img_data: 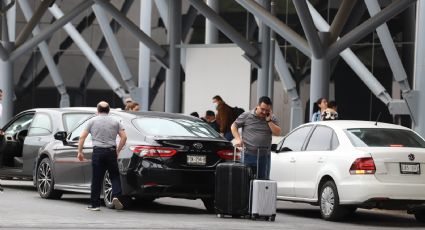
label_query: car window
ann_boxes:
[345,128,425,147]
[62,113,93,131]
[133,117,220,138]
[28,113,52,136]
[331,132,340,150]
[305,126,333,151]
[280,126,312,151]
[68,119,92,142]
[4,114,35,136]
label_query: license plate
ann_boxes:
[400,163,421,174]
[187,155,206,165]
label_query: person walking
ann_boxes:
[212,95,235,141]
[231,96,281,179]
[77,101,127,211]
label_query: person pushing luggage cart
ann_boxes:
[230,96,281,179]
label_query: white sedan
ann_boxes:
[270,120,425,222]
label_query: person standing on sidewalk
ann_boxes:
[213,95,236,141]
[231,96,281,179]
[77,101,127,211]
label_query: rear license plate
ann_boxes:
[400,163,421,174]
[187,155,206,165]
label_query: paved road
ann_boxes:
[0,180,423,230]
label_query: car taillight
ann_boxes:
[349,157,376,175]
[129,146,177,157]
[217,149,240,160]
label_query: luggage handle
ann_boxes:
[233,146,243,162]
[255,146,270,180]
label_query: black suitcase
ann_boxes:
[215,148,252,218]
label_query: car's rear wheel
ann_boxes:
[103,171,114,209]
[202,198,215,213]
[103,171,131,209]
[36,158,62,199]
[414,210,425,223]
[319,180,351,221]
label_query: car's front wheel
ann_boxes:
[414,210,425,223]
[319,180,352,221]
[36,158,62,199]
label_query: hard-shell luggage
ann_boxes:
[215,147,251,218]
[249,147,277,221]
[250,179,277,221]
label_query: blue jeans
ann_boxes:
[91,147,122,207]
[243,153,271,180]
[224,131,234,141]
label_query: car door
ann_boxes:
[295,125,334,198]
[0,113,35,175]
[22,113,53,177]
[271,125,313,198]
[53,121,92,187]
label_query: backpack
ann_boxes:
[232,106,245,120]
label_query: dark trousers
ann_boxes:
[243,153,271,180]
[90,147,122,207]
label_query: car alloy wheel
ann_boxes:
[319,180,347,221]
[103,171,114,209]
[37,158,62,199]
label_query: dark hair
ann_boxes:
[97,103,110,114]
[328,100,337,109]
[205,110,215,117]
[212,95,223,102]
[190,112,199,118]
[258,96,272,106]
[312,97,326,113]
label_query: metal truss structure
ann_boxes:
[0,0,424,136]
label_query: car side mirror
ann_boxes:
[271,144,277,152]
[54,131,67,141]
[280,146,292,152]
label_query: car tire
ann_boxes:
[202,198,215,213]
[103,171,115,209]
[103,171,131,209]
[319,180,350,221]
[414,210,425,223]
[36,158,62,199]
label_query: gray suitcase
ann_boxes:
[249,147,277,221]
[250,179,277,221]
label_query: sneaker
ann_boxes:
[86,206,100,211]
[112,197,124,210]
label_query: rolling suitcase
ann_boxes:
[249,147,277,221]
[215,147,252,218]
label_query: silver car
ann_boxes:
[0,108,95,180]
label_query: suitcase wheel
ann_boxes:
[217,214,223,218]
[270,215,276,222]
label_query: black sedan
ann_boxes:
[0,108,95,180]
[34,111,234,211]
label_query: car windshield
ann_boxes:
[133,117,221,138]
[345,128,425,148]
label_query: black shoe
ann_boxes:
[86,206,100,211]
[112,197,124,210]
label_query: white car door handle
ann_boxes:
[318,157,324,163]
[290,157,296,163]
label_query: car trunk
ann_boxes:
[155,138,232,169]
[358,147,425,184]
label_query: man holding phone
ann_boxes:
[231,96,281,179]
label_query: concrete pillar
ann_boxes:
[309,32,330,119]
